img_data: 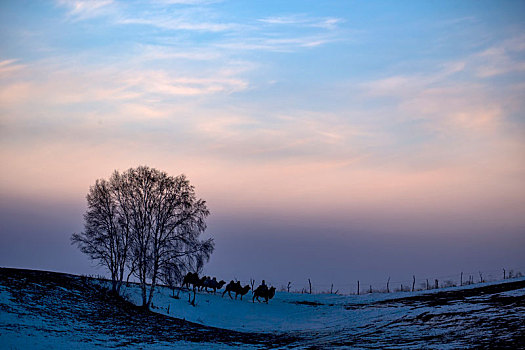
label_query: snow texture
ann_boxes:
[1,268,524,349]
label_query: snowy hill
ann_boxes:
[1,267,524,349]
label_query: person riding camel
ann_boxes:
[260,280,268,293]
[253,280,275,303]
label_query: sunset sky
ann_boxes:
[1,0,524,292]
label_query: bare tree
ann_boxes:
[122,166,213,309]
[72,166,213,309]
[72,177,131,295]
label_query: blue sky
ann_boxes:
[1,0,524,290]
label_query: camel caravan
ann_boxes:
[182,272,276,303]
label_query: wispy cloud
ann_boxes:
[362,34,525,135]
[217,35,336,52]
[363,60,467,96]
[474,35,525,77]
[189,110,373,162]
[0,62,249,111]
[135,45,221,63]
[120,70,248,97]
[56,0,115,20]
[364,75,505,135]
[118,16,236,32]
[56,0,235,32]
[55,0,344,52]
[0,59,26,75]
[258,15,343,30]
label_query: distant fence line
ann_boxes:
[87,266,525,296]
[227,266,525,295]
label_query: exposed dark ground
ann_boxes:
[1,267,524,349]
[335,279,525,349]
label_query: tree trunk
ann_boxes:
[147,281,157,309]
[117,261,126,295]
[140,262,148,308]
[147,259,159,309]
[111,277,117,294]
[141,282,148,308]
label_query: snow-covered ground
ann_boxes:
[122,282,354,333]
[1,268,524,349]
[119,277,525,348]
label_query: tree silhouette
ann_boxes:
[72,166,213,309]
[71,176,130,295]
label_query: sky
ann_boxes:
[1,0,524,293]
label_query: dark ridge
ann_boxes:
[290,301,324,307]
[0,267,300,348]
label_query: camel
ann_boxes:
[236,284,251,300]
[197,276,209,291]
[222,280,241,299]
[201,277,226,293]
[253,285,276,303]
[207,278,226,293]
[183,273,226,293]
[201,276,211,291]
[222,280,251,299]
[182,272,202,306]
[182,272,199,289]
